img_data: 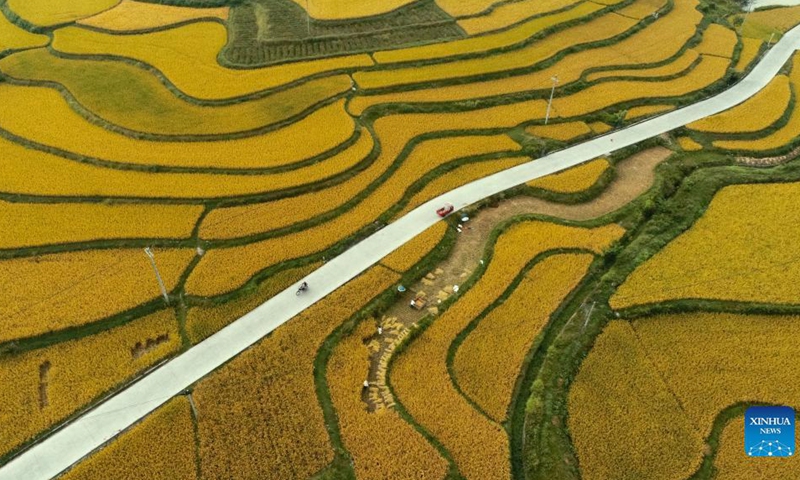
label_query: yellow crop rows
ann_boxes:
[694,23,737,58]
[586,49,699,82]
[392,220,623,479]
[741,5,800,36]
[0,201,201,249]
[0,132,370,199]
[290,0,415,19]
[553,55,731,117]
[351,0,701,114]
[0,14,49,52]
[78,0,228,31]
[454,253,594,421]
[358,4,636,88]
[527,121,592,141]
[735,37,763,72]
[373,1,604,64]
[568,321,704,480]
[0,49,354,136]
[633,312,800,435]
[327,321,450,479]
[715,55,800,152]
[690,74,790,133]
[611,182,800,308]
[60,397,196,480]
[0,84,355,169]
[0,310,180,457]
[7,0,119,27]
[458,0,582,35]
[0,248,193,341]
[527,158,610,193]
[396,157,529,219]
[185,264,321,344]
[193,267,398,480]
[714,417,800,479]
[625,104,676,119]
[435,0,502,17]
[199,133,515,240]
[381,222,449,272]
[52,23,374,99]
[677,136,703,150]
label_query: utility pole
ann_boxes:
[581,302,596,332]
[144,247,170,305]
[738,0,753,35]
[545,75,558,125]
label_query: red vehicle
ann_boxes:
[436,203,454,217]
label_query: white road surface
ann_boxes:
[4,23,800,480]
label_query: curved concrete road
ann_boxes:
[4,24,800,480]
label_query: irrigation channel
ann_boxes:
[4,22,800,480]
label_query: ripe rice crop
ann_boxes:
[0,14,49,52]
[7,0,119,27]
[611,181,800,307]
[0,133,369,199]
[185,263,321,344]
[327,320,450,479]
[714,55,800,151]
[586,49,699,82]
[289,0,415,19]
[741,5,800,34]
[714,416,800,479]
[0,309,180,458]
[588,121,613,133]
[188,149,521,297]
[193,267,398,480]
[632,312,800,436]
[381,222,449,273]
[0,201,201,249]
[78,0,228,31]
[360,4,634,88]
[0,248,194,342]
[52,22,374,99]
[0,49,354,136]
[568,321,704,480]
[353,0,701,112]
[392,220,623,479]
[694,24,738,58]
[677,136,703,150]
[616,0,668,19]
[454,253,594,421]
[625,104,676,120]
[60,397,196,480]
[0,84,355,169]
[734,37,763,72]
[436,0,506,17]
[458,0,583,35]
[689,74,790,133]
[527,158,610,193]
[553,56,730,117]
[373,2,603,64]
[199,132,515,239]
[527,121,592,141]
[395,157,529,219]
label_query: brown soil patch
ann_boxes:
[364,147,673,409]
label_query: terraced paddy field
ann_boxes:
[2,0,800,478]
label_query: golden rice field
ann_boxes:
[3,0,795,477]
[60,397,197,480]
[527,158,610,193]
[612,181,800,308]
